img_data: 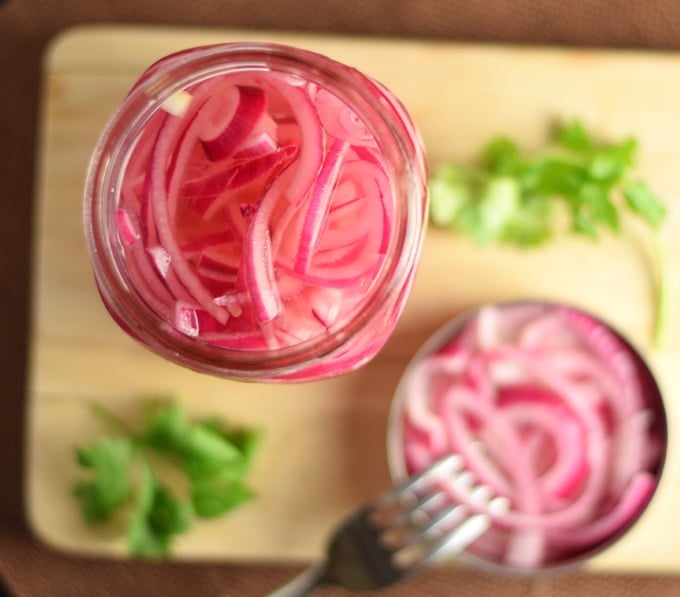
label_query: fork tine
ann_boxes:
[380,455,463,506]
[372,455,464,530]
[390,488,447,523]
[391,484,510,549]
[391,510,491,570]
[387,483,499,550]
[381,501,465,552]
[410,494,511,566]
[388,467,512,570]
[411,502,466,540]
[370,485,443,530]
[424,512,492,563]
[467,484,493,507]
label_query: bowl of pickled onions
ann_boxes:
[387,301,667,571]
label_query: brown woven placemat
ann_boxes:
[1,1,679,595]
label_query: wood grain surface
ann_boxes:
[26,25,680,572]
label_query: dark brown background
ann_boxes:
[1,1,679,595]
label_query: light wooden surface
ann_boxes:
[26,25,680,571]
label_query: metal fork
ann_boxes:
[267,455,510,596]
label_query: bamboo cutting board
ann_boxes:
[26,25,680,572]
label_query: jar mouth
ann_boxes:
[386,299,668,573]
[84,42,427,379]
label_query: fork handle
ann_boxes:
[266,563,328,597]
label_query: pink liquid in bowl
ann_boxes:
[85,43,427,381]
[388,302,667,571]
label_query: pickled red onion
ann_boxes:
[395,304,664,568]
[200,85,267,161]
[294,137,348,273]
[115,68,399,367]
[148,114,229,324]
[262,76,323,205]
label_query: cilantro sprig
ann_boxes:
[73,401,261,558]
[429,120,668,347]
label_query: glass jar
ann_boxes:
[84,42,428,382]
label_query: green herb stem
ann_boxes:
[90,402,139,438]
[651,233,669,350]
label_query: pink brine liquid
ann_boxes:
[93,46,427,380]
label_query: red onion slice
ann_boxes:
[116,208,141,247]
[262,75,323,205]
[200,85,267,161]
[294,137,348,272]
[313,85,375,146]
[181,145,297,200]
[149,114,229,323]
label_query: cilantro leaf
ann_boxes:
[184,419,261,516]
[144,402,241,464]
[191,473,255,518]
[196,418,262,469]
[461,177,521,245]
[428,119,669,347]
[481,137,520,175]
[587,138,636,182]
[623,181,667,228]
[501,195,552,247]
[572,210,599,239]
[577,182,620,234]
[429,165,473,227]
[73,437,134,522]
[224,426,262,466]
[73,401,261,558]
[128,465,190,558]
[556,120,593,152]
[527,157,587,198]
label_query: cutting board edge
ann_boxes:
[42,23,680,75]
